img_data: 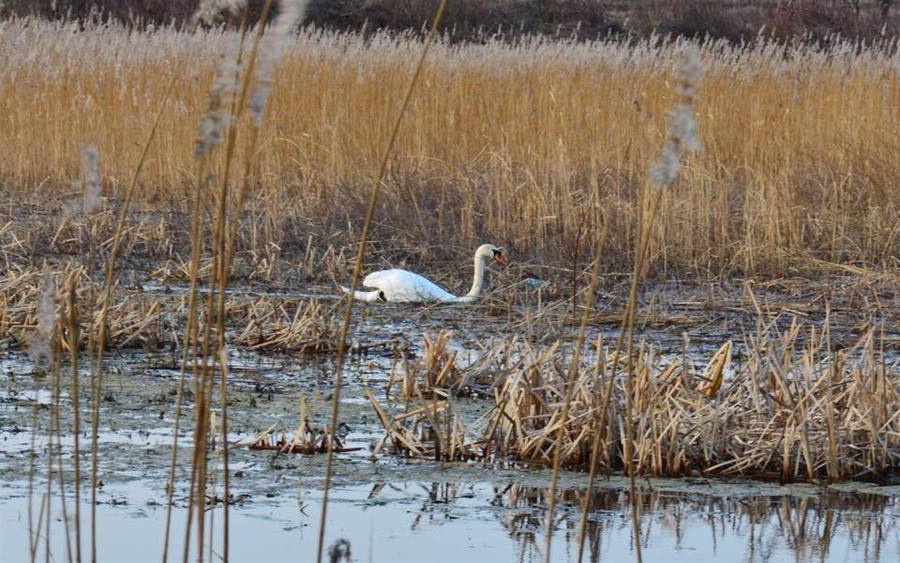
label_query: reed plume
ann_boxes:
[28,270,57,365]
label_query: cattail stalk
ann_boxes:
[574,46,703,563]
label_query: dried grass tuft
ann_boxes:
[367,320,900,482]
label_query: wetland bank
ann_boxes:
[2,277,898,561]
[1,1,900,562]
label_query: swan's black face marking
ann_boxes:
[492,247,508,265]
[378,290,387,302]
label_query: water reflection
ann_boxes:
[2,479,897,562]
[368,482,900,563]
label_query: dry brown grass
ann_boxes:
[369,319,900,482]
[0,264,342,354]
[234,297,341,353]
[0,18,897,280]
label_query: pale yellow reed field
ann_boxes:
[0,18,898,277]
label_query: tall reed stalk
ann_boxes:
[175,2,316,561]
[170,25,244,551]
[543,211,607,563]
[160,16,249,560]
[87,70,179,563]
[314,2,448,561]
[177,155,212,563]
[572,46,703,563]
[203,3,273,557]
[67,276,82,563]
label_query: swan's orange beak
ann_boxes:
[494,254,509,266]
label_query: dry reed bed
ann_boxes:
[1,18,898,277]
[0,264,342,354]
[2,260,892,361]
[370,324,899,482]
[0,200,354,286]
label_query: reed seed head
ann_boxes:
[248,0,311,125]
[674,47,703,98]
[193,0,248,25]
[650,47,703,188]
[196,109,231,156]
[649,140,680,188]
[29,270,57,364]
[195,42,240,156]
[80,145,102,213]
[668,103,700,153]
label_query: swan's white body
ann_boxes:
[341,244,506,303]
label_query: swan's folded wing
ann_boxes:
[362,269,400,289]
[363,269,455,302]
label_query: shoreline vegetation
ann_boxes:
[1,3,898,562]
[1,17,897,282]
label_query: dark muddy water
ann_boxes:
[1,294,899,562]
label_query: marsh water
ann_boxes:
[4,477,899,562]
[2,287,899,562]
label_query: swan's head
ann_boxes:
[476,243,508,266]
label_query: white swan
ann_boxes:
[341,244,508,303]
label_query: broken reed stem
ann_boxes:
[314,2,449,561]
[87,69,178,563]
[67,276,82,563]
[544,222,607,563]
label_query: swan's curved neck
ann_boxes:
[464,252,487,299]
